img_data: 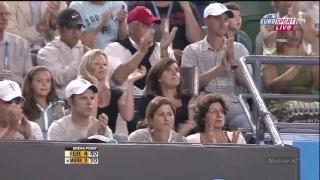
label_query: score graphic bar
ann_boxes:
[65,147,98,164]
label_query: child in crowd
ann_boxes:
[224,2,250,52]
[22,66,66,139]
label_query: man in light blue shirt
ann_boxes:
[69,1,128,49]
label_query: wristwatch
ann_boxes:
[231,63,238,70]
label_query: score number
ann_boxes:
[65,157,98,164]
[65,147,99,164]
[65,151,98,157]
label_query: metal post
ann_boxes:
[251,61,262,127]
[238,94,265,145]
[239,57,283,145]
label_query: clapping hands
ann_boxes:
[7,105,33,140]
[220,38,236,69]
[160,27,178,50]
[87,113,109,137]
[231,128,242,143]
[138,28,154,53]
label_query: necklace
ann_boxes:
[98,87,110,105]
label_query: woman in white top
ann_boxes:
[128,96,195,142]
[186,93,246,144]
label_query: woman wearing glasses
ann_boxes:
[186,93,246,144]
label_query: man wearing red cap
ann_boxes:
[128,1,203,62]
[105,6,177,93]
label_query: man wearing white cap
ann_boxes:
[47,78,113,141]
[181,3,252,131]
[0,80,43,140]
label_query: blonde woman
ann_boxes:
[79,49,146,133]
[262,24,319,123]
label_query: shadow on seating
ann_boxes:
[31,53,38,66]
[31,49,40,66]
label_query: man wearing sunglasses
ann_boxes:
[38,8,90,100]
[0,80,43,140]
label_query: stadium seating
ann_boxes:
[236,29,253,54]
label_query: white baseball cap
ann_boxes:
[66,79,98,98]
[204,3,234,18]
[0,80,24,102]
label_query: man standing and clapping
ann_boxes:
[182,3,252,131]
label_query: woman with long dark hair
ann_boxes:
[22,66,66,137]
[137,57,198,133]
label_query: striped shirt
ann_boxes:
[181,36,251,106]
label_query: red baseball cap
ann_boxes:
[127,6,161,24]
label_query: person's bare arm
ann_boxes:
[199,66,225,88]
[262,65,302,93]
[300,13,318,45]
[0,129,16,140]
[260,14,277,47]
[111,52,146,84]
[181,45,225,88]
[117,3,129,39]
[118,66,147,121]
[180,2,203,43]
[288,2,318,45]
[111,28,153,84]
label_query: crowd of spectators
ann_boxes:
[0,1,319,143]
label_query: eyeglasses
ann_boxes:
[0,12,11,17]
[208,109,225,115]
